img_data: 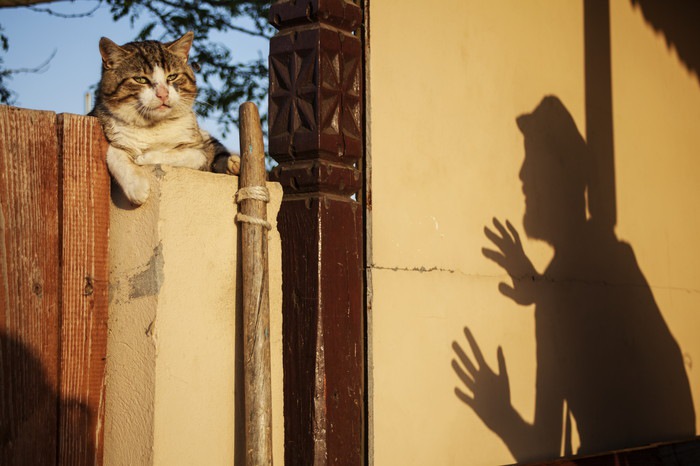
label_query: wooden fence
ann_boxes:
[0,106,109,466]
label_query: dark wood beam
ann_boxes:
[268,1,365,464]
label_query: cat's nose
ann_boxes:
[155,84,169,103]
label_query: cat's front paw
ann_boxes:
[227,154,241,175]
[135,151,166,166]
[122,174,150,205]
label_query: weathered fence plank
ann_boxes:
[57,113,109,466]
[0,106,61,465]
[268,1,366,463]
[0,107,109,466]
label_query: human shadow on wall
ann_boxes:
[0,331,95,465]
[451,96,695,463]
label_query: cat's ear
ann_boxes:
[166,31,194,60]
[99,37,128,70]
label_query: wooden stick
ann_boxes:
[238,102,273,466]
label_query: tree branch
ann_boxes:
[154,0,271,38]
[27,0,102,18]
[7,49,56,74]
[0,0,60,7]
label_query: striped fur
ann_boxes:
[91,32,239,205]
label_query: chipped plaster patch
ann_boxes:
[129,243,164,299]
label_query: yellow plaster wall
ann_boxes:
[610,1,700,386]
[367,1,700,464]
[104,167,284,465]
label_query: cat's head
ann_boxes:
[96,32,197,125]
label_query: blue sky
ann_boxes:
[0,1,269,149]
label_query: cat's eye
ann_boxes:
[133,76,150,84]
[167,74,178,82]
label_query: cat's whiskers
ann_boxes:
[191,100,219,119]
[194,99,214,109]
[136,102,150,117]
[177,93,197,105]
[135,103,156,124]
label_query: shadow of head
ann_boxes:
[515,96,588,244]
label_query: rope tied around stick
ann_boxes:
[235,185,271,230]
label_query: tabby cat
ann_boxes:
[91,31,240,205]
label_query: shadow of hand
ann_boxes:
[452,327,515,433]
[482,218,539,305]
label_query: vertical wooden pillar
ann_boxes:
[268,1,365,464]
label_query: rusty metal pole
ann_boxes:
[237,102,273,465]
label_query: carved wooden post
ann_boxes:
[268,1,364,464]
